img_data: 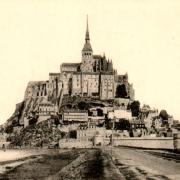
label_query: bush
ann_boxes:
[5,125,13,134]
[159,110,168,120]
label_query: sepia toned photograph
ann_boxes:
[0,0,180,179]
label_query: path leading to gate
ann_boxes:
[104,146,180,180]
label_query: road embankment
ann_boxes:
[46,148,124,180]
[0,148,124,180]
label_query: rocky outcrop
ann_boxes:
[5,101,25,128]
[5,80,57,128]
[10,119,66,147]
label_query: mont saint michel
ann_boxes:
[0,16,180,180]
[19,17,134,127]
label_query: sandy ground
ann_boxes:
[0,149,51,162]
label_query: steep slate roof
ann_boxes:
[93,55,102,59]
[49,73,60,76]
[61,63,81,67]
[82,42,93,51]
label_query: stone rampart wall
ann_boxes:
[59,139,92,148]
[113,137,174,150]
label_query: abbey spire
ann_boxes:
[82,15,93,52]
[81,16,94,72]
[85,15,90,43]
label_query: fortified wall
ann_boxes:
[112,133,180,151]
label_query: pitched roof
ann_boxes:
[93,55,102,59]
[82,42,93,51]
[49,73,60,76]
[61,63,81,67]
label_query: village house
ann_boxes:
[37,99,58,123]
[108,108,132,121]
[63,109,88,124]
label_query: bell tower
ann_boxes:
[81,16,94,72]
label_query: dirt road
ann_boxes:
[1,147,179,179]
[104,146,180,180]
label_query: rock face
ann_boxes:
[5,101,25,128]
[10,119,65,147]
[5,80,58,129]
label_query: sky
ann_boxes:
[0,0,180,124]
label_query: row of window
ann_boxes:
[37,91,47,96]
[131,124,145,128]
[83,52,92,56]
[39,108,54,112]
[64,116,86,118]
[103,89,113,92]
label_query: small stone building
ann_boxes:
[63,109,88,123]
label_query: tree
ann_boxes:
[0,126,4,133]
[69,130,77,138]
[97,108,103,116]
[130,101,140,117]
[77,101,89,110]
[28,111,38,125]
[29,118,38,125]
[5,125,13,134]
[159,110,168,120]
[115,118,130,130]
[115,84,128,98]
[54,118,60,126]
[105,116,113,129]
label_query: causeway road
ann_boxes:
[104,146,180,180]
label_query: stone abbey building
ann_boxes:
[23,18,134,125]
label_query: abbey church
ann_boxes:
[23,18,135,125]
